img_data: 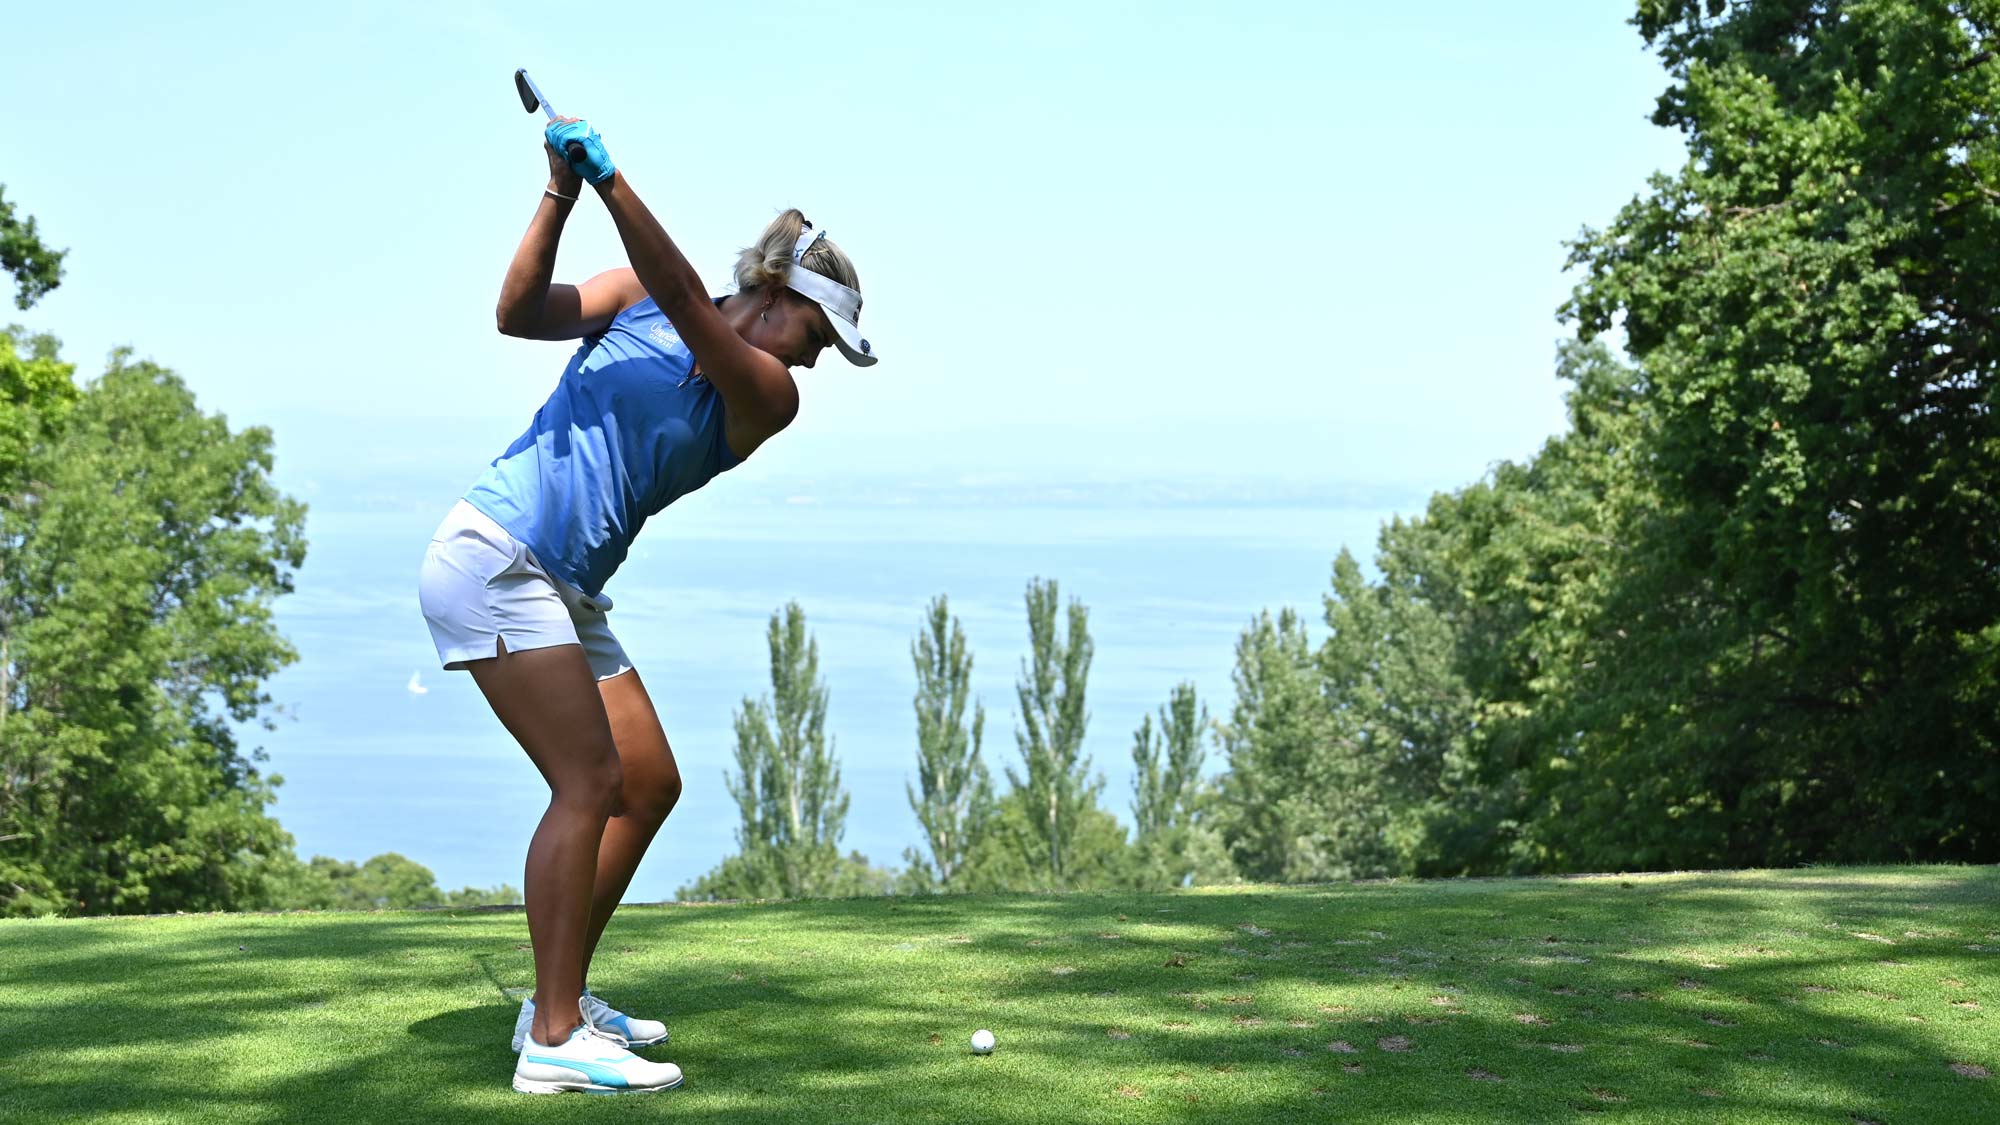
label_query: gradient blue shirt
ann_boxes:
[464,298,741,598]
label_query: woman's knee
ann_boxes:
[554,753,626,818]
[621,761,682,822]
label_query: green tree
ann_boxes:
[678,848,899,902]
[1005,578,1110,888]
[903,596,993,890]
[0,346,307,914]
[1395,340,1656,874]
[1551,0,2000,865]
[956,787,1130,893]
[1203,2,2000,877]
[444,882,527,908]
[1325,525,1516,876]
[1273,340,1656,878]
[0,186,65,310]
[1214,607,1394,882]
[0,329,78,491]
[680,602,855,900]
[0,332,82,794]
[259,851,520,910]
[2,199,81,908]
[1128,682,1233,890]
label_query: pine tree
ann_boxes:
[904,596,993,889]
[1005,578,1107,887]
[1129,682,1233,889]
[686,602,851,899]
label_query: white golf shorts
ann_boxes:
[418,500,634,681]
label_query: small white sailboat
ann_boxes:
[407,671,429,696]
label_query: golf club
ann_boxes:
[515,68,587,166]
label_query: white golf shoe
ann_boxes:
[512,1020,682,1095]
[512,989,670,1052]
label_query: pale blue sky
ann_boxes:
[8,3,1693,889]
[10,0,1682,504]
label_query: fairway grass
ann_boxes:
[0,867,1993,1123]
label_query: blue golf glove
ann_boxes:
[546,119,615,185]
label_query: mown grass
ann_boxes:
[0,866,1992,1123]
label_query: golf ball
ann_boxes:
[970,1029,996,1054]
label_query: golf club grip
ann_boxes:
[565,140,588,166]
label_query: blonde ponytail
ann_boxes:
[734,208,861,295]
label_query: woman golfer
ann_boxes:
[418,115,875,1095]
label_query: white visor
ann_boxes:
[786,227,877,367]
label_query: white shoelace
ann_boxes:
[576,1023,627,1050]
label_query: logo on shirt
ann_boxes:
[648,323,683,352]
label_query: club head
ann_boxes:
[514,69,539,113]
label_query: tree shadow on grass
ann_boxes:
[0,868,1992,1123]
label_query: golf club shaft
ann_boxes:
[518,70,589,166]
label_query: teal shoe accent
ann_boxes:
[520,1054,632,1089]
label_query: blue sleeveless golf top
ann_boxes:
[463,297,742,598]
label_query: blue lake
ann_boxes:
[247,482,1412,900]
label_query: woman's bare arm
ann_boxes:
[590,171,800,439]
[496,149,645,339]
